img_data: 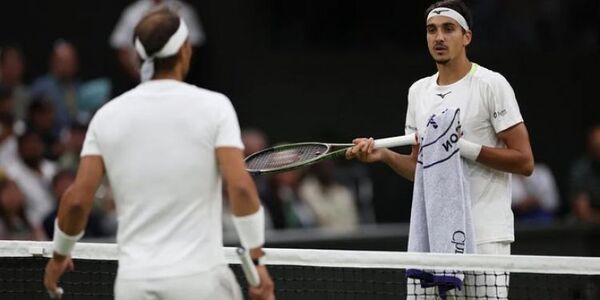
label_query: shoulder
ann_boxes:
[471,65,513,91]
[409,74,435,93]
[122,0,151,17]
[175,83,232,107]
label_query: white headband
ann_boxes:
[134,17,189,82]
[426,7,470,31]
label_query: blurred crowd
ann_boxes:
[1,0,600,242]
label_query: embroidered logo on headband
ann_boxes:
[427,7,470,31]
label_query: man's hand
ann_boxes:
[249,265,275,300]
[345,137,386,163]
[44,255,74,299]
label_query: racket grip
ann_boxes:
[373,133,417,149]
[236,247,261,288]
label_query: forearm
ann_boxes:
[476,146,533,176]
[57,186,94,236]
[381,149,418,182]
[227,173,261,216]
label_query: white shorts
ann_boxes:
[114,265,243,300]
[407,241,511,300]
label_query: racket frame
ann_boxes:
[245,142,352,175]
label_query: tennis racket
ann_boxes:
[245,133,417,175]
[236,247,260,287]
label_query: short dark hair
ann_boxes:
[425,0,473,31]
[134,7,182,73]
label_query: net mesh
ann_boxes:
[245,144,329,171]
[1,242,600,300]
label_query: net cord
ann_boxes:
[2,241,600,275]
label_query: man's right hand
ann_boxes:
[345,137,386,163]
[249,265,275,300]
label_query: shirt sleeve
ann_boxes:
[486,74,524,133]
[80,113,102,157]
[215,97,244,150]
[405,86,418,135]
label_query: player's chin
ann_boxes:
[433,57,451,65]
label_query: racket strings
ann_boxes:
[246,144,328,171]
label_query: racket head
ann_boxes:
[245,142,335,175]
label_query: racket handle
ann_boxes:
[373,133,417,149]
[236,247,261,288]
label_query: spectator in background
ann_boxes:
[242,128,268,158]
[5,130,57,228]
[0,85,15,115]
[26,98,60,160]
[264,170,316,229]
[569,124,600,223]
[110,0,205,83]
[241,128,270,196]
[299,160,359,229]
[0,177,46,240]
[512,163,559,223]
[42,170,106,238]
[58,121,87,171]
[30,41,81,135]
[0,46,30,120]
[0,112,18,168]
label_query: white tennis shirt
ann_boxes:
[405,64,523,245]
[81,80,244,279]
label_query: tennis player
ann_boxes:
[43,7,274,300]
[347,0,533,298]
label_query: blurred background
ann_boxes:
[0,0,599,255]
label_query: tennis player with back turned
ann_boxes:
[346,0,534,298]
[43,7,274,300]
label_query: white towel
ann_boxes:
[406,108,476,298]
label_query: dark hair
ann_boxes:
[425,0,473,32]
[27,97,53,116]
[134,7,182,73]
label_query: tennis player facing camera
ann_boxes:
[347,0,533,297]
[43,7,274,300]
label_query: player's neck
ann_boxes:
[152,71,183,81]
[436,57,471,86]
[152,65,185,82]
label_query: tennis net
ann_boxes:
[1,240,600,299]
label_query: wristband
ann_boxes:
[53,219,84,256]
[458,138,482,161]
[232,206,265,249]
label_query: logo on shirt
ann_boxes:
[432,9,450,15]
[451,230,466,254]
[493,109,507,119]
[436,91,452,99]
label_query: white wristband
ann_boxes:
[53,219,84,256]
[458,138,482,161]
[232,206,265,249]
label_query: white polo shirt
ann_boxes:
[81,79,244,279]
[405,64,523,245]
